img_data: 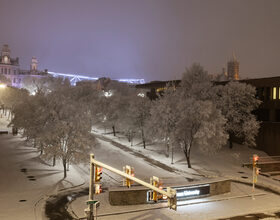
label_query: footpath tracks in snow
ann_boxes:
[94,133,204,182]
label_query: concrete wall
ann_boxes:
[109,177,231,206]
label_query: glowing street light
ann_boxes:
[0,84,7,89]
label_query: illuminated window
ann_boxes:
[279,87,280,99]
[3,56,8,63]
[273,87,277,100]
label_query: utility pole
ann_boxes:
[85,154,95,220]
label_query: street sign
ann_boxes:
[86,200,100,208]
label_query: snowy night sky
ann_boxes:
[0,0,280,81]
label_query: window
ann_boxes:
[273,87,277,100]
[4,68,7,74]
[8,69,10,74]
[3,56,8,63]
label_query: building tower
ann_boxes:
[227,53,239,80]
[1,44,11,64]
[30,57,38,72]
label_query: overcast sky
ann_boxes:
[0,0,279,82]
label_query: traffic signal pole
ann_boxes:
[252,154,259,200]
[88,154,95,220]
[89,153,176,209]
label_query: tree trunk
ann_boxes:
[53,155,56,166]
[229,133,233,149]
[63,158,67,178]
[67,160,70,171]
[128,131,131,142]
[171,145,174,164]
[141,128,146,149]
[165,141,170,158]
[183,144,192,168]
[186,155,191,168]
[8,110,11,120]
[112,125,116,136]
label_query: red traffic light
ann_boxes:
[253,154,259,162]
[95,166,103,182]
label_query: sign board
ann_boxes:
[147,184,210,202]
[86,200,100,208]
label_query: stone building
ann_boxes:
[0,44,20,76]
[227,54,239,80]
[0,44,47,87]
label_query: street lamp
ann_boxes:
[0,83,7,89]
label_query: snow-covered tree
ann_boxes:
[156,63,228,168]
[179,63,213,101]
[97,81,136,136]
[148,85,179,158]
[38,82,97,178]
[128,95,151,149]
[11,79,97,178]
[22,75,66,95]
[174,98,228,168]
[213,81,261,148]
[1,87,29,119]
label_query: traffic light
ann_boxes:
[167,187,177,211]
[95,183,102,194]
[253,154,259,168]
[150,176,159,202]
[157,181,164,200]
[256,167,261,175]
[95,166,102,182]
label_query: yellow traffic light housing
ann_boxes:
[95,183,102,194]
[123,165,134,188]
[167,187,177,211]
[95,166,103,182]
[253,154,259,168]
[256,167,261,175]
[150,176,159,202]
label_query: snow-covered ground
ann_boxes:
[0,115,86,220]
[68,126,280,220]
[1,116,280,220]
